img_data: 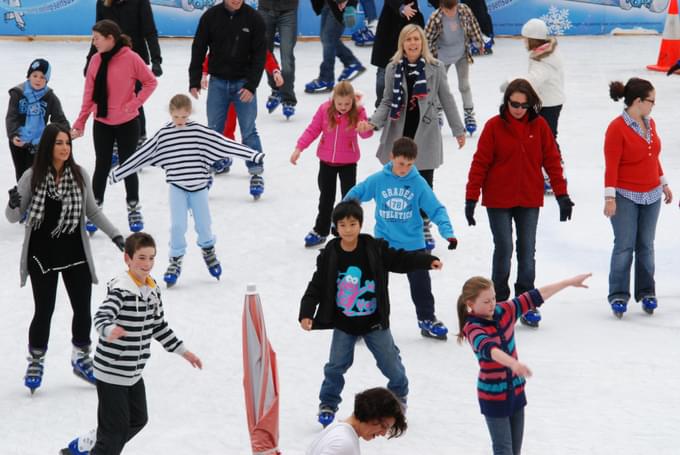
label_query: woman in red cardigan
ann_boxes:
[604,78,672,319]
[465,78,573,328]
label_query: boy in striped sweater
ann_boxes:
[456,273,590,454]
[61,232,202,455]
[110,94,264,286]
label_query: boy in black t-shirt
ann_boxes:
[299,200,442,427]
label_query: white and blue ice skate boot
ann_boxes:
[304,230,327,248]
[202,246,222,280]
[318,405,336,428]
[610,299,627,319]
[61,429,96,455]
[24,348,45,394]
[126,201,144,233]
[212,157,233,175]
[250,174,265,200]
[163,256,183,288]
[273,31,281,47]
[85,220,98,236]
[520,309,542,327]
[305,79,334,93]
[71,345,96,385]
[266,92,282,114]
[338,63,366,82]
[641,296,657,315]
[282,103,295,120]
[464,108,477,136]
[423,218,435,251]
[418,319,448,340]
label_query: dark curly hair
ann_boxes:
[353,387,407,438]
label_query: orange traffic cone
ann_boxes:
[648,0,680,72]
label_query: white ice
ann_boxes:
[0,35,679,454]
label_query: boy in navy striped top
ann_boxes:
[110,94,264,286]
[456,272,590,454]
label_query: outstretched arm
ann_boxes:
[490,348,532,378]
[538,273,592,301]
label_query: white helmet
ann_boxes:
[521,18,549,40]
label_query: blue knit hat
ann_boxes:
[27,58,51,82]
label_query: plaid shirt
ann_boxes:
[424,4,483,64]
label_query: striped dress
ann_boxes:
[463,289,544,417]
[93,272,186,386]
[111,121,264,192]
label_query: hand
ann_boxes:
[667,60,680,76]
[108,325,127,341]
[357,121,375,133]
[239,88,254,103]
[112,235,125,252]
[190,87,201,100]
[300,318,313,331]
[565,273,592,289]
[70,128,83,139]
[401,2,416,19]
[510,360,533,379]
[183,351,203,369]
[603,198,616,218]
[447,237,458,250]
[290,148,302,165]
[151,62,163,77]
[455,134,466,149]
[12,136,25,147]
[465,200,476,226]
[556,195,574,222]
[201,74,209,90]
[430,259,443,270]
[273,70,284,87]
[8,186,21,209]
[663,185,673,204]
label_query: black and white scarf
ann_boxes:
[93,42,123,118]
[27,166,83,237]
[390,57,428,120]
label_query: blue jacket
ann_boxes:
[345,163,454,251]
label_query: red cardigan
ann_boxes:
[466,112,567,208]
[604,116,664,192]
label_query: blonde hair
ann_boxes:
[169,94,192,112]
[390,24,436,65]
[327,81,359,130]
[456,276,494,343]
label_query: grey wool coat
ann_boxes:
[370,59,465,171]
[5,167,121,287]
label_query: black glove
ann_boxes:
[465,200,477,226]
[667,60,680,76]
[152,62,163,77]
[8,186,21,209]
[557,195,574,222]
[447,237,458,250]
[112,235,125,252]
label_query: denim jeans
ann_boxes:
[206,77,263,174]
[260,7,297,105]
[319,5,360,83]
[375,66,386,108]
[487,207,540,301]
[168,185,215,258]
[608,193,660,303]
[319,328,408,410]
[484,408,525,455]
[359,0,377,22]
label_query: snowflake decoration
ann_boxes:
[540,6,572,36]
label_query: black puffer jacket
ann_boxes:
[371,0,424,68]
[6,83,70,141]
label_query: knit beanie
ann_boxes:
[27,58,51,82]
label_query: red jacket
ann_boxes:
[466,112,567,208]
[604,116,664,192]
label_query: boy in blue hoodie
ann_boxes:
[345,137,457,340]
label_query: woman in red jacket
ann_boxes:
[604,78,672,319]
[465,78,572,328]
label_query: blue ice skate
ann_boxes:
[250,175,265,200]
[202,246,222,280]
[610,299,627,319]
[72,346,96,385]
[338,63,366,82]
[318,405,336,427]
[520,309,542,327]
[282,103,295,119]
[127,201,144,233]
[163,256,183,288]
[464,108,477,135]
[212,157,233,175]
[418,319,448,340]
[266,92,281,113]
[24,348,45,394]
[641,296,657,315]
[304,230,327,248]
[305,79,334,93]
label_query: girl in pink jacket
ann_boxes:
[290,81,373,248]
[72,19,157,233]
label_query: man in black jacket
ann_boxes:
[189,0,267,199]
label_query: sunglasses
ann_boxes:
[509,100,531,109]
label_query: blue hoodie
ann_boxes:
[345,162,454,251]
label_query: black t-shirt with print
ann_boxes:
[333,241,381,335]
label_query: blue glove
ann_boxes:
[343,6,357,29]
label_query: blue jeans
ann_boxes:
[319,328,408,410]
[359,0,377,22]
[487,207,540,301]
[206,77,263,174]
[484,408,525,455]
[608,194,660,302]
[319,5,360,83]
[260,7,297,105]
[168,185,215,257]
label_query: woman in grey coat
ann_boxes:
[362,24,466,249]
[6,123,124,394]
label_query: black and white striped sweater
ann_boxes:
[110,121,264,192]
[94,272,186,386]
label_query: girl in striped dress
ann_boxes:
[456,273,590,455]
[110,94,264,286]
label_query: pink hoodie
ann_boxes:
[74,46,157,131]
[296,100,373,165]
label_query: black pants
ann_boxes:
[92,379,148,455]
[539,105,562,139]
[93,118,140,205]
[406,252,435,321]
[9,141,35,182]
[418,169,435,222]
[135,80,146,138]
[314,162,357,236]
[27,260,92,350]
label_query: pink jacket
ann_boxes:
[296,100,373,165]
[74,46,157,131]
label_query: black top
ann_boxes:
[370,0,424,68]
[402,71,420,139]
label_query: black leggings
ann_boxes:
[314,162,357,236]
[27,260,92,350]
[9,141,35,182]
[92,118,140,205]
[92,379,148,455]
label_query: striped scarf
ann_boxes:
[27,166,83,237]
[389,57,428,120]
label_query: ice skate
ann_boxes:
[282,103,295,119]
[71,345,96,385]
[464,108,477,135]
[304,230,327,248]
[418,319,448,340]
[610,299,627,319]
[202,246,222,280]
[520,309,541,328]
[250,174,264,200]
[641,296,657,315]
[266,92,281,113]
[163,256,183,288]
[127,201,144,232]
[212,157,233,175]
[338,63,366,82]
[61,429,96,455]
[423,218,435,250]
[24,348,45,394]
[318,405,336,428]
[305,79,334,93]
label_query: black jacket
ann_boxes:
[298,234,437,330]
[311,0,358,24]
[189,3,267,93]
[370,0,424,68]
[6,83,70,141]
